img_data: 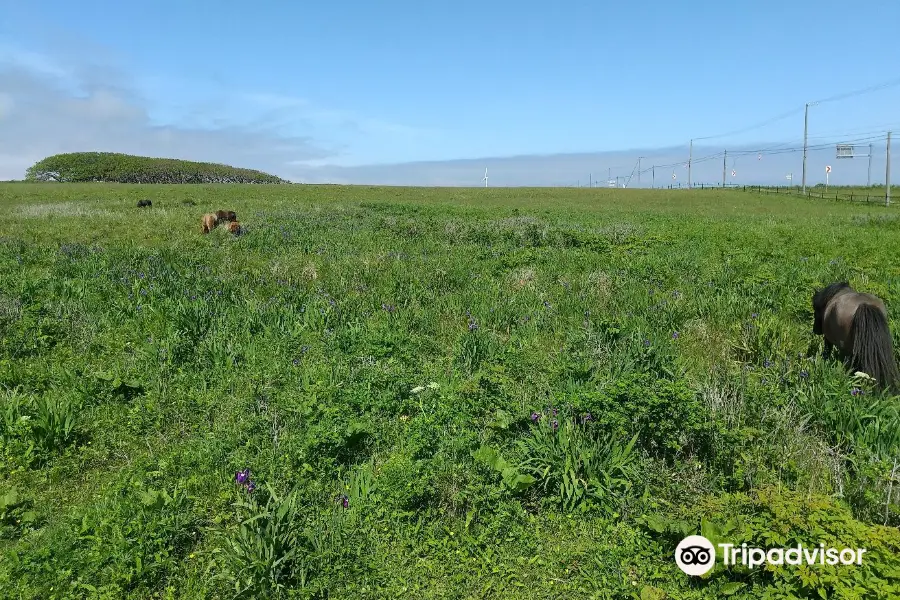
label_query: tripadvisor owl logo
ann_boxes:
[675,535,716,576]
[675,534,868,576]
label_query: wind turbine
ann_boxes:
[482,168,489,187]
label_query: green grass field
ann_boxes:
[2,183,900,599]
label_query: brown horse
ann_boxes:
[201,213,218,233]
[228,221,244,235]
[812,281,899,391]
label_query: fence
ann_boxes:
[736,185,895,205]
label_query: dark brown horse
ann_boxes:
[812,281,899,391]
[215,210,237,223]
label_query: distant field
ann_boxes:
[1,183,900,599]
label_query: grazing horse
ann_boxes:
[137,199,152,208]
[812,281,899,391]
[215,210,237,223]
[201,213,218,233]
[227,221,244,235]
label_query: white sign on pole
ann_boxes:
[786,174,792,180]
[825,165,832,173]
[731,170,736,177]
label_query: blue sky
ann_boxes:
[1,0,899,184]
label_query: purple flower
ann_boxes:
[672,331,679,339]
[643,339,651,347]
[851,387,864,396]
[235,469,250,485]
[763,359,772,368]
[800,370,809,379]
[468,318,478,331]
[550,419,559,431]
[246,481,256,493]
[581,413,593,424]
[530,411,541,422]
[336,494,349,508]
[751,312,758,319]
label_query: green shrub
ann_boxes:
[25,152,289,184]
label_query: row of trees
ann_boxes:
[24,152,290,184]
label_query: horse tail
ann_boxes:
[849,303,900,392]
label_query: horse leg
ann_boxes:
[823,338,834,359]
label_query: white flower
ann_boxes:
[411,386,425,394]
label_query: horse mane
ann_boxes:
[813,281,851,312]
[812,281,851,334]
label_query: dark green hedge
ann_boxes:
[25,152,290,184]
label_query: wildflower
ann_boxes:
[643,339,651,347]
[235,469,250,485]
[851,387,864,396]
[336,494,349,509]
[530,411,541,422]
[763,359,772,368]
[468,318,478,331]
[800,370,809,379]
[751,312,758,319]
[411,385,425,394]
[550,419,559,431]
[761,377,768,385]
[672,331,679,339]
[581,413,593,424]
[246,481,256,493]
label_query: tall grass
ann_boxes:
[0,183,899,598]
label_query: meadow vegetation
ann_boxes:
[0,182,899,599]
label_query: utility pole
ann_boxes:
[887,131,892,207]
[688,139,693,189]
[589,173,592,188]
[637,157,644,186]
[652,165,655,189]
[608,167,611,186]
[722,150,727,187]
[801,102,814,193]
[867,143,873,187]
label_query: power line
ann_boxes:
[636,133,889,178]
[811,76,900,106]
[682,75,900,145]
[691,106,806,142]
